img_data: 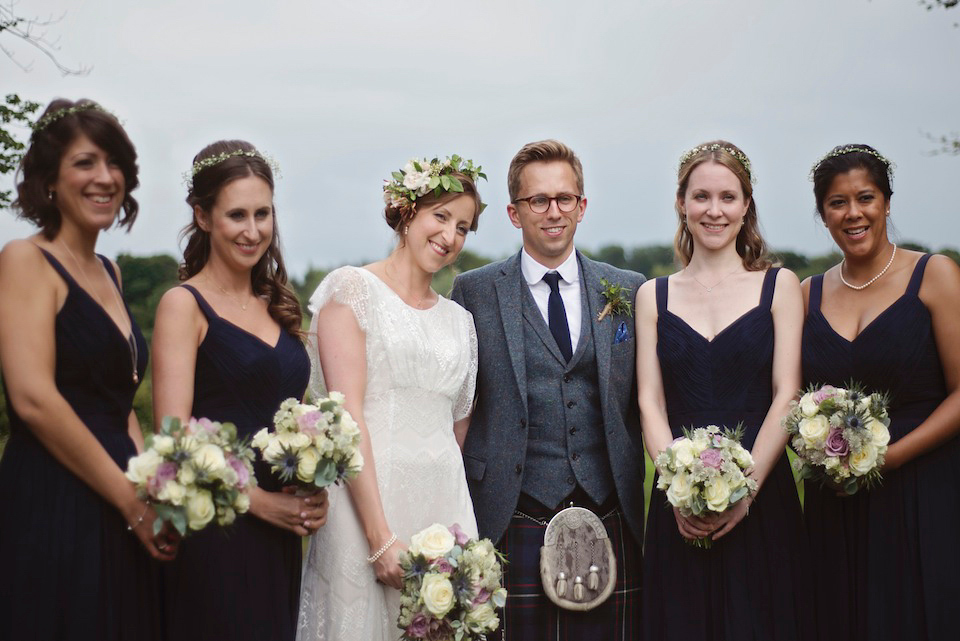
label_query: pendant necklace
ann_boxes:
[206,275,254,311]
[686,265,742,293]
[59,239,139,383]
[384,259,429,309]
[839,244,897,291]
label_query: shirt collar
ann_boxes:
[520,247,579,286]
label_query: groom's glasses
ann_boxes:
[513,193,583,214]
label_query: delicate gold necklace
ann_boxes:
[59,238,139,383]
[839,244,897,291]
[384,259,430,309]
[205,274,254,311]
[685,265,742,293]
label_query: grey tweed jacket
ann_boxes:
[450,250,646,545]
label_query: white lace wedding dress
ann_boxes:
[297,266,480,641]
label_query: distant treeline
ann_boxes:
[1,243,958,447]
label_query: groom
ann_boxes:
[451,140,645,641]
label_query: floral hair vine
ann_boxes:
[809,146,895,181]
[183,149,281,189]
[383,155,487,213]
[678,143,754,183]
[31,103,112,138]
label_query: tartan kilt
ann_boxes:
[494,502,642,641]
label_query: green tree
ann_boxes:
[0,93,40,207]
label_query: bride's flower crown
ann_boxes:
[809,146,894,181]
[678,143,754,182]
[31,102,113,138]
[184,149,281,188]
[383,155,486,212]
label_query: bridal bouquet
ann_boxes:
[784,383,890,495]
[398,523,507,641]
[125,416,256,536]
[654,425,757,548]
[251,394,363,490]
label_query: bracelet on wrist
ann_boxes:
[127,504,149,532]
[366,533,397,563]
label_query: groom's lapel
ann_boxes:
[580,252,613,418]
[494,252,528,414]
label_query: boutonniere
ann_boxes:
[597,279,633,322]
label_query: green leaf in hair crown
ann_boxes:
[383,155,487,213]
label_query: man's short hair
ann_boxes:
[507,139,584,202]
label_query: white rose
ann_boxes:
[178,463,196,485]
[410,523,455,560]
[125,450,163,485]
[799,415,830,447]
[185,489,216,531]
[733,445,754,469]
[850,443,879,476]
[234,491,251,513]
[671,439,696,468]
[193,443,227,474]
[251,428,271,450]
[263,437,285,462]
[466,603,498,630]
[158,480,187,506]
[868,419,890,448]
[692,433,710,454]
[665,471,694,508]
[152,435,175,456]
[799,393,819,418]
[704,476,731,513]
[346,449,364,473]
[297,448,321,483]
[420,573,455,617]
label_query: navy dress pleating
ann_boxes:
[0,248,159,641]
[802,254,959,641]
[162,284,309,641]
[643,268,815,641]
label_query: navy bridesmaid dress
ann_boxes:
[162,285,310,641]
[0,249,159,641]
[643,268,814,641]
[802,254,960,641]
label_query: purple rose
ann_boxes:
[824,428,850,457]
[474,588,491,605]
[296,410,323,435]
[228,456,250,487]
[147,461,178,496]
[699,448,723,469]
[449,522,470,546]
[813,385,838,404]
[406,613,430,639]
[433,559,454,574]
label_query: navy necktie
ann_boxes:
[542,272,573,362]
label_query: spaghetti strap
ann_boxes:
[655,276,669,314]
[34,247,74,284]
[760,267,780,310]
[99,256,120,288]
[809,274,824,312]
[179,284,219,321]
[905,254,932,297]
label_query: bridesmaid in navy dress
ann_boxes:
[152,140,328,641]
[0,99,177,641]
[802,145,960,641]
[637,141,813,640]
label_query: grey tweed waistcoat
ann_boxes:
[520,283,614,509]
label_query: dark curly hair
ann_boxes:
[812,144,893,220]
[383,171,483,238]
[13,98,139,239]
[180,140,302,337]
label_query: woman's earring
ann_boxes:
[404,225,409,236]
[47,190,55,200]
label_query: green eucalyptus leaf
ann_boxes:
[440,175,451,190]
[428,176,440,190]
[448,175,464,192]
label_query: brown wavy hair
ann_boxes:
[674,140,772,271]
[14,98,139,239]
[383,171,483,238]
[180,140,302,336]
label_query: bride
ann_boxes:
[297,156,485,640]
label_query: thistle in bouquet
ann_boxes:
[654,424,758,549]
[251,394,363,490]
[783,382,891,495]
[397,523,507,641]
[125,416,257,536]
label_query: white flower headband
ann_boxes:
[183,149,281,189]
[383,155,486,213]
[678,143,754,183]
[809,146,894,181]
[31,102,113,138]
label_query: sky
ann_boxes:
[2,0,959,276]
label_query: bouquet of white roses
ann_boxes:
[125,416,256,536]
[397,523,507,641]
[783,383,890,495]
[251,394,363,490]
[655,424,757,548]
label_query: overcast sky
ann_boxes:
[3,0,959,275]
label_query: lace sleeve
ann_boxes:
[306,267,371,401]
[453,310,478,421]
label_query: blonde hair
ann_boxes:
[507,139,584,202]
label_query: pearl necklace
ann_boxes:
[839,244,897,291]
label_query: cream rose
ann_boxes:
[799,393,819,418]
[157,480,187,506]
[665,471,694,507]
[251,428,271,450]
[850,443,879,476]
[233,491,251,513]
[193,443,226,474]
[420,573,455,617]
[799,415,830,447]
[185,489,215,530]
[151,435,175,456]
[178,463,196,485]
[466,603,498,629]
[297,447,321,483]
[410,523,456,560]
[704,476,732,512]
[868,419,891,448]
[125,450,163,485]
[671,439,696,467]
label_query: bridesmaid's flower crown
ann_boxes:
[678,143,754,183]
[31,102,113,138]
[810,146,895,181]
[383,155,487,213]
[185,149,281,188]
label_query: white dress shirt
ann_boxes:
[520,248,581,354]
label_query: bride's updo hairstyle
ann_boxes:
[180,139,302,336]
[384,172,483,240]
[15,98,139,239]
[811,144,894,220]
[674,140,771,271]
